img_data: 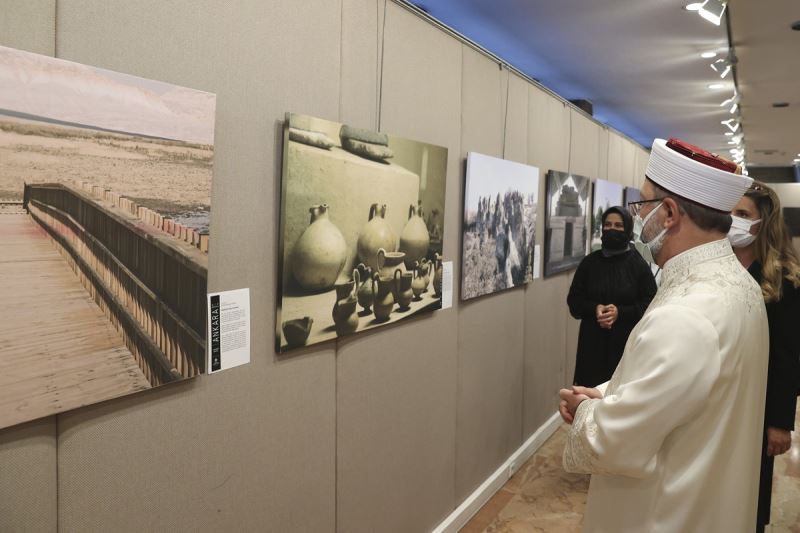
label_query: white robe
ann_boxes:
[564,239,769,532]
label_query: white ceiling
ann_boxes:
[408,0,799,168]
[730,0,800,166]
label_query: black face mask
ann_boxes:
[601,229,629,250]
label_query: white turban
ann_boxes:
[646,138,753,212]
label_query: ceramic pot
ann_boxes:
[399,203,430,269]
[433,253,444,298]
[419,259,431,293]
[357,203,397,272]
[283,317,313,348]
[376,247,406,279]
[355,263,375,312]
[372,273,395,321]
[291,204,347,291]
[411,262,427,300]
[394,269,414,311]
[333,296,359,336]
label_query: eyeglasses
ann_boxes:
[627,198,663,217]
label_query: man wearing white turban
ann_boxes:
[559,138,769,532]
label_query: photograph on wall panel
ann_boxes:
[0,45,215,429]
[543,170,591,277]
[590,179,624,252]
[277,112,448,352]
[624,186,641,207]
[461,152,539,300]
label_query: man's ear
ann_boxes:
[662,197,681,228]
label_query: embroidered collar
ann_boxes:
[660,239,733,289]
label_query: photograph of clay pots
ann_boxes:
[277,112,448,352]
[590,179,624,252]
[543,170,591,277]
[0,46,214,429]
[461,152,539,300]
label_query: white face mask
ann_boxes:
[727,215,761,248]
[633,202,667,264]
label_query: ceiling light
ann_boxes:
[725,132,734,136]
[708,83,726,89]
[721,118,740,132]
[685,3,704,11]
[721,93,740,114]
[701,51,718,59]
[699,0,727,26]
[711,57,732,78]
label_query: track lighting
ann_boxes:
[699,0,727,26]
[710,56,732,78]
[721,118,740,132]
[720,93,740,114]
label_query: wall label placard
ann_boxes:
[207,288,251,373]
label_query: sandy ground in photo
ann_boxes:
[0,115,212,226]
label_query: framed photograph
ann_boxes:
[543,170,591,277]
[0,45,215,429]
[590,179,624,252]
[783,207,800,237]
[277,113,448,352]
[461,152,539,300]
[624,186,641,206]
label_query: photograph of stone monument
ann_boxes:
[461,152,539,300]
[624,186,641,207]
[544,170,591,277]
[590,179,624,252]
[276,112,448,353]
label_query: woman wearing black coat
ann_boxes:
[730,183,800,533]
[567,206,657,387]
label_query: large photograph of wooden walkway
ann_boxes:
[0,46,216,429]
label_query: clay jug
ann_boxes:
[292,204,347,291]
[355,263,375,312]
[331,269,358,321]
[411,262,427,300]
[333,296,359,336]
[282,317,313,348]
[433,253,444,298]
[419,259,431,293]
[372,273,395,321]
[357,203,397,272]
[399,203,430,269]
[394,269,414,311]
[376,247,406,279]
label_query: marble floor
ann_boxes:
[462,403,800,532]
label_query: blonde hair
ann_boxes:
[746,182,800,302]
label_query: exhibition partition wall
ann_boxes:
[0,1,648,532]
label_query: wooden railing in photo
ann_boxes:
[23,182,208,387]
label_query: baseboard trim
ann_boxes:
[432,412,562,533]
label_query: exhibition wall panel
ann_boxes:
[0,1,651,531]
[0,3,58,532]
[337,4,460,532]
[456,49,525,502]
[523,86,572,435]
[54,1,339,531]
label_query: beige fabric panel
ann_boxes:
[606,133,625,186]
[503,72,529,162]
[523,86,571,432]
[54,1,339,531]
[336,4,460,532]
[620,139,638,189]
[634,145,650,189]
[0,0,54,55]
[597,127,610,181]
[0,3,58,532]
[568,109,601,179]
[0,419,57,533]
[341,0,380,130]
[455,47,525,501]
